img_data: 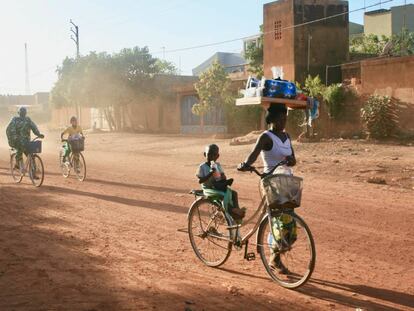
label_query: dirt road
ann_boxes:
[0,132,413,311]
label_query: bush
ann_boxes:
[361,95,399,139]
[322,84,357,120]
[286,109,306,137]
[323,84,345,119]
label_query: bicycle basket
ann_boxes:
[69,139,84,152]
[26,141,42,154]
[260,174,303,209]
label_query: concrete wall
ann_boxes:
[392,4,414,35]
[263,0,296,80]
[364,11,392,37]
[263,0,348,83]
[342,55,414,134]
[50,107,92,130]
[293,0,349,83]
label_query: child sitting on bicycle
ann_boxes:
[196,144,245,220]
[61,116,83,163]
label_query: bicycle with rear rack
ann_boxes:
[10,137,44,187]
[59,137,86,181]
[187,161,315,289]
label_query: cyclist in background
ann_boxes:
[61,116,83,164]
[6,107,44,169]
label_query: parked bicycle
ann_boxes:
[59,137,86,181]
[10,137,44,187]
[187,161,315,289]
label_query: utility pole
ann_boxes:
[161,46,166,60]
[70,19,80,58]
[24,43,30,95]
[70,19,80,122]
[307,35,312,74]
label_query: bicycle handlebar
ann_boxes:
[238,160,289,178]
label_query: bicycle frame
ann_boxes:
[10,149,34,175]
[191,161,296,249]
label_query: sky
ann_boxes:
[0,0,411,95]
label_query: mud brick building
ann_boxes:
[263,0,349,84]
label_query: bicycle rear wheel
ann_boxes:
[10,153,23,183]
[257,211,315,289]
[73,153,86,181]
[188,199,232,267]
[29,155,44,187]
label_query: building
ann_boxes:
[364,4,414,37]
[243,34,262,55]
[263,0,349,84]
[0,92,49,123]
[342,55,414,135]
[349,21,364,37]
[192,52,247,76]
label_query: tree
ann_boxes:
[391,28,414,56]
[350,30,414,56]
[50,46,176,131]
[350,34,389,55]
[193,61,235,131]
[244,25,264,77]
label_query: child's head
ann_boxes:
[70,116,78,128]
[204,144,219,162]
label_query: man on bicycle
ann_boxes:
[60,116,83,164]
[6,107,44,170]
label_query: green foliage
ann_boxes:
[286,109,306,136]
[391,28,414,56]
[297,75,324,98]
[322,84,346,119]
[244,25,263,78]
[350,34,389,55]
[361,95,399,139]
[193,61,235,116]
[350,30,414,56]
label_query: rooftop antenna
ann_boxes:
[24,42,30,95]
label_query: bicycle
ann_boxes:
[59,138,86,182]
[187,162,315,289]
[10,137,45,187]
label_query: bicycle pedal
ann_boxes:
[245,252,255,261]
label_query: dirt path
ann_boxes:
[0,133,413,311]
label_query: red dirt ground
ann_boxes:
[0,132,413,311]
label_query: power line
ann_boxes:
[152,0,395,55]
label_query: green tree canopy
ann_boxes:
[193,61,234,116]
[244,25,263,78]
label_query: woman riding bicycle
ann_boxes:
[238,103,296,273]
[61,116,83,164]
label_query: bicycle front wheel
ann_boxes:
[59,150,70,178]
[10,153,23,183]
[73,153,86,181]
[29,155,44,187]
[257,211,315,289]
[188,199,232,267]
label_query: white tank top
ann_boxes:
[261,130,292,173]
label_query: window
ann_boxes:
[274,20,282,40]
